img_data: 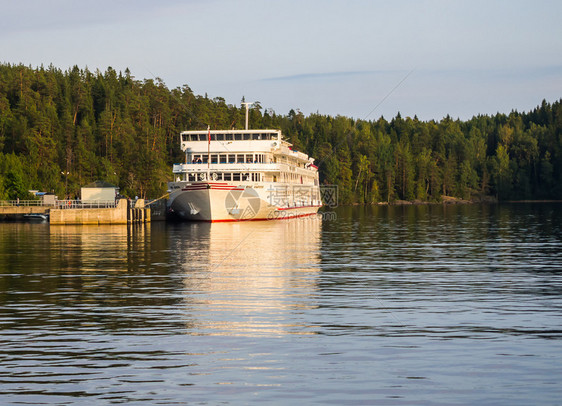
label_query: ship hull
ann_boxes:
[168,182,321,222]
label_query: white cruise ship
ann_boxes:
[167,128,322,222]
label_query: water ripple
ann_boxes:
[0,205,561,404]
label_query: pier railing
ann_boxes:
[0,200,120,209]
[0,200,45,207]
[54,200,117,209]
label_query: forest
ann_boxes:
[1,63,561,204]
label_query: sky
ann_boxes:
[1,0,562,121]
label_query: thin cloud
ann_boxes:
[263,70,400,82]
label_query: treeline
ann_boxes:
[0,63,561,203]
[281,104,562,203]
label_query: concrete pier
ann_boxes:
[0,205,49,215]
[1,198,163,225]
[50,199,150,225]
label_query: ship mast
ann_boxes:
[241,102,255,130]
[207,125,210,181]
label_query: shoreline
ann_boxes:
[345,197,562,206]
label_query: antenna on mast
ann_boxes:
[241,102,255,130]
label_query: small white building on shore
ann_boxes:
[81,181,119,203]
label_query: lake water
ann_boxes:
[1,203,562,405]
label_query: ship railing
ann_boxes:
[173,162,316,174]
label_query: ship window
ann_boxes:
[226,134,233,141]
[252,133,261,140]
[197,134,206,141]
[220,154,227,164]
[243,133,251,140]
[193,155,202,163]
[211,154,218,164]
[228,154,235,163]
[224,173,232,181]
[246,155,253,163]
[235,133,242,140]
[233,173,241,181]
[216,133,224,141]
[182,134,187,141]
[236,154,244,163]
[202,156,208,164]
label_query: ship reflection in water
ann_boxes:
[174,218,322,337]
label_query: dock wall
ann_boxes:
[129,199,151,223]
[0,205,49,221]
[0,206,49,215]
